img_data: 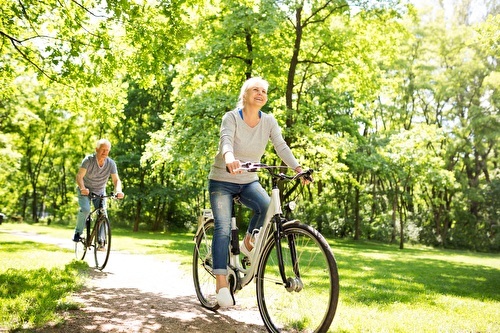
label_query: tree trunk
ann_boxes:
[353,184,361,240]
[133,199,142,232]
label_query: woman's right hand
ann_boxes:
[224,152,242,174]
[226,160,242,174]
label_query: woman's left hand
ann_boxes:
[295,167,312,185]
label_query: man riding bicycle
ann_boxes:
[72,139,124,243]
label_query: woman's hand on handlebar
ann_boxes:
[226,160,243,174]
[224,151,242,174]
[295,167,313,185]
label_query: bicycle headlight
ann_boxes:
[286,201,297,211]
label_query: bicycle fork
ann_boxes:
[85,217,91,247]
[272,216,304,292]
[268,178,304,294]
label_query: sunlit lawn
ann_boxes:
[0,228,88,331]
[1,222,499,332]
[331,241,500,332]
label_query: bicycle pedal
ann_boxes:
[241,256,251,267]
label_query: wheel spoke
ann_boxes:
[256,223,339,333]
[192,221,219,310]
[94,217,111,270]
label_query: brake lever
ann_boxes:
[295,169,314,182]
[226,162,258,173]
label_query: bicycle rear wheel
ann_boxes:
[94,216,111,270]
[192,220,219,311]
[256,222,339,333]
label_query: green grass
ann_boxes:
[0,222,194,263]
[1,222,499,332]
[0,229,88,331]
[331,240,500,332]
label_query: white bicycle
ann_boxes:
[193,163,339,333]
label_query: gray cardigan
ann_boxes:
[209,109,300,184]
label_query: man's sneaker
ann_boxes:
[72,232,81,242]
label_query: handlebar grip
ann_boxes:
[303,169,314,182]
[226,162,257,173]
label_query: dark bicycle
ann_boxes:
[75,192,116,270]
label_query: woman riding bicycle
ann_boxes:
[208,77,308,308]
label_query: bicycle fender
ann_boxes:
[194,218,214,239]
[282,219,301,227]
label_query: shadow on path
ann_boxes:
[4,229,267,333]
[33,285,266,333]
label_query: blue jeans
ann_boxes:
[74,188,107,235]
[209,179,270,275]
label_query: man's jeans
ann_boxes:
[209,179,270,275]
[75,188,107,235]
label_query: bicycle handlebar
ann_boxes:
[88,192,118,199]
[235,162,314,183]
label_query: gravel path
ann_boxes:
[4,230,268,333]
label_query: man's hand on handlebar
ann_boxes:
[115,192,125,199]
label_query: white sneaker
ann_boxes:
[216,287,234,308]
[240,229,260,258]
[251,229,260,246]
[240,239,253,258]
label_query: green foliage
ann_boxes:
[0,0,498,251]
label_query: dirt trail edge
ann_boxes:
[3,230,267,333]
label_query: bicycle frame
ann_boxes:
[75,192,116,271]
[83,196,107,248]
[198,171,300,292]
[194,165,339,332]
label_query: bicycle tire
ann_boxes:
[192,220,220,311]
[94,215,111,271]
[75,219,89,261]
[256,222,339,333]
[75,238,87,260]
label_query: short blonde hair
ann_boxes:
[96,139,111,149]
[236,77,269,109]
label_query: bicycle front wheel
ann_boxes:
[75,221,89,261]
[94,216,111,271]
[192,220,219,311]
[256,222,339,333]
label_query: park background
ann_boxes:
[1,0,498,252]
